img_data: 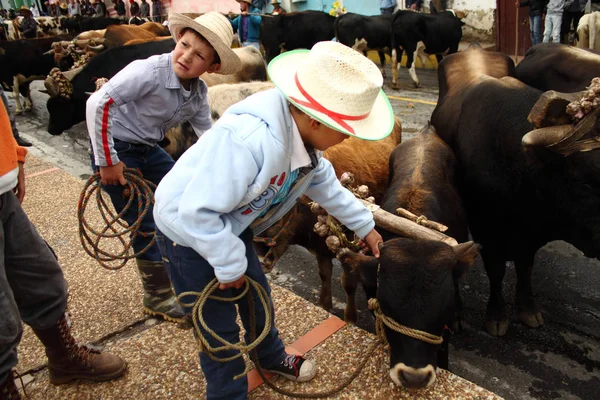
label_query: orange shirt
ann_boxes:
[0,103,27,180]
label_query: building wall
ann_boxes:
[169,0,239,14]
[448,0,496,42]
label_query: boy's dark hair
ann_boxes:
[180,28,221,66]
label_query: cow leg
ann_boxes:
[453,277,464,332]
[482,249,509,336]
[515,252,544,329]
[378,50,386,79]
[391,48,401,90]
[21,83,32,112]
[407,47,421,88]
[317,253,333,312]
[340,264,359,324]
[12,76,23,115]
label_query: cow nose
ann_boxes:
[390,363,436,389]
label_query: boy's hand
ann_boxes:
[14,162,26,204]
[100,161,127,186]
[219,276,246,290]
[364,229,383,258]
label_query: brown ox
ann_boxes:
[254,117,403,323]
[104,22,169,48]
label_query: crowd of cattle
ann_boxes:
[2,7,600,392]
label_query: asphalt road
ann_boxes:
[9,66,600,400]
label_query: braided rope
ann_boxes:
[368,298,443,345]
[77,168,156,270]
[181,276,382,397]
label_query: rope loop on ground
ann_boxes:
[78,168,156,270]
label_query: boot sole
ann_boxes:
[49,363,128,385]
[142,306,186,323]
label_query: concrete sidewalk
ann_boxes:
[15,154,502,399]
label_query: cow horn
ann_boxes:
[523,106,600,156]
[63,66,83,81]
[88,44,104,51]
[44,75,60,98]
[43,49,55,55]
[528,90,582,129]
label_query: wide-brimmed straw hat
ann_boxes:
[268,41,394,140]
[271,0,280,5]
[236,0,253,4]
[19,5,32,13]
[167,11,241,75]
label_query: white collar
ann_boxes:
[290,116,312,171]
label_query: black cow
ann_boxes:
[516,43,600,93]
[342,238,479,388]
[431,44,516,147]
[334,13,393,77]
[0,34,73,115]
[259,11,335,63]
[45,39,174,135]
[60,16,123,34]
[390,10,463,89]
[433,49,600,337]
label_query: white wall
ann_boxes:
[448,0,496,42]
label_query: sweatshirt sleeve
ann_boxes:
[304,157,375,239]
[167,128,260,283]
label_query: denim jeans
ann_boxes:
[543,13,562,43]
[90,140,174,262]
[0,191,68,383]
[242,41,260,49]
[530,15,542,45]
[156,229,286,400]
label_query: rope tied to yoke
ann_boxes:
[78,168,156,270]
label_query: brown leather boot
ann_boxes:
[0,371,22,400]
[32,313,127,385]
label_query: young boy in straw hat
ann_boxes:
[85,12,241,324]
[153,40,393,399]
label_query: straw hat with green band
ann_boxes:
[168,11,242,75]
[267,41,394,141]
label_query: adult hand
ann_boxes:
[13,162,26,203]
[364,229,383,258]
[99,161,127,186]
[219,276,246,290]
[241,10,248,16]
[410,3,417,10]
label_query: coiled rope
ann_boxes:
[78,168,156,270]
[179,276,382,398]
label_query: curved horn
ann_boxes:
[88,44,104,52]
[63,66,84,81]
[44,75,60,98]
[43,49,55,55]
[522,125,573,149]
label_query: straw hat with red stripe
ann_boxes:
[267,41,394,141]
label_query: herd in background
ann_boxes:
[1,5,600,390]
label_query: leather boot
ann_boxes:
[0,371,21,400]
[32,313,127,385]
[13,134,31,147]
[136,258,186,323]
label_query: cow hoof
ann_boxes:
[14,110,23,115]
[391,82,400,90]
[485,318,509,336]
[25,107,32,112]
[413,82,421,88]
[344,309,358,325]
[518,310,544,328]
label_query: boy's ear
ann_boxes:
[207,63,221,73]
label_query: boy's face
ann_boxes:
[307,124,349,151]
[173,30,221,82]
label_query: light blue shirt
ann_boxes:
[154,89,375,284]
[380,0,397,9]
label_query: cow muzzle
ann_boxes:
[390,363,436,389]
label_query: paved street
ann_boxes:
[8,65,600,400]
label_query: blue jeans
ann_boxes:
[543,13,562,43]
[90,140,174,262]
[156,229,286,400]
[530,15,542,45]
[242,41,260,49]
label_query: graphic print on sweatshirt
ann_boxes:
[239,173,287,216]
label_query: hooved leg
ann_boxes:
[317,254,333,312]
[341,263,359,324]
[391,48,400,90]
[515,252,544,329]
[453,277,465,332]
[378,50,387,79]
[482,249,509,336]
[407,47,421,88]
[12,77,23,115]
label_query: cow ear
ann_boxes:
[452,241,481,279]
[339,250,378,296]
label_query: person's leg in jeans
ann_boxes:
[156,231,250,400]
[531,15,542,45]
[551,13,563,43]
[0,191,126,386]
[543,14,554,43]
[92,142,184,322]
